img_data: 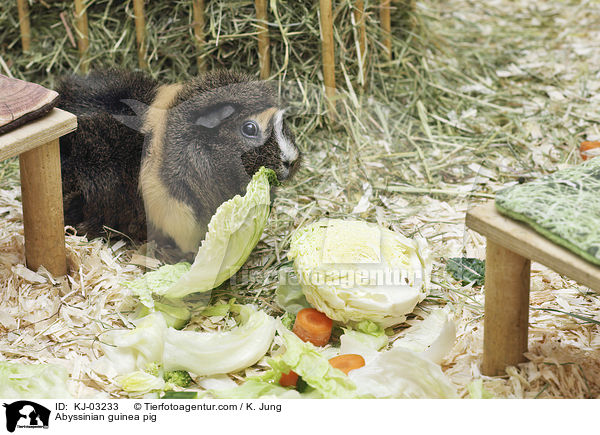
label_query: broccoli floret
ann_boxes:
[163,370,193,388]
[144,362,163,378]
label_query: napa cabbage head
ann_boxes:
[164,166,276,299]
[288,219,432,327]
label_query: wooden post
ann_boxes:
[482,239,531,376]
[17,0,31,52]
[319,0,336,120]
[255,0,270,80]
[74,0,90,73]
[192,0,206,72]
[380,0,392,60]
[133,0,147,69]
[353,0,367,87]
[19,138,67,276]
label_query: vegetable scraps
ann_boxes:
[288,219,432,327]
[292,308,333,347]
[446,257,485,286]
[95,304,277,385]
[328,354,366,374]
[580,141,600,161]
[212,315,458,399]
[0,362,72,399]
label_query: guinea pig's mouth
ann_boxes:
[241,146,301,183]
[280,152,302,181]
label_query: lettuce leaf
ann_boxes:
[116,371,165,394]
[339,328,388,363]
[275,269,311,315]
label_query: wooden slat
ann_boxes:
[74,0,90,73]
[17,0,31,52]
[255,0,270,80]
[353,0,367,87]
[482,240,530,376]
[380,0,392,60]
[133,0,148,69]
[192,0,206,72]
[319,0,336,120]
[0,74,59,129]
[466,201,600,291]
[0,109,77,161]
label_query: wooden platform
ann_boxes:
[0,108,77,276]
[467,201,600,291]
[466,201,600,376]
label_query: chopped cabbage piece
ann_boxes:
[0,362,72,399]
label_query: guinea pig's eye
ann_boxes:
[241,121,259,138]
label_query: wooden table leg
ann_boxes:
[482,239,531,376]
[19,138,67,276]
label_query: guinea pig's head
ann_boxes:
[140,71,299,252]
[165,71,299,187]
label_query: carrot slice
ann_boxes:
[580,141,600,161]
[279,370,299,388]
[328,354,366,375]
[292,308,333,347]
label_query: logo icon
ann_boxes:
[3,401,50,433]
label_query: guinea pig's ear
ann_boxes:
[195,104,236,128]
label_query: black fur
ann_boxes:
[57,70,157,241]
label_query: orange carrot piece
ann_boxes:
[292,308,333,347]
[328,354,366,375]
[279,370,299,388]
[580,141,600,161]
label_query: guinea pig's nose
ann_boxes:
[281,154,301,179]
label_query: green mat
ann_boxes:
[495,157,600,267]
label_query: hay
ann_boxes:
[1,0,600,398]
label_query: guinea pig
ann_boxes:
[56,69,300,253]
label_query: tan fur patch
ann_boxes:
[251,107,278,134]
[140,83,205,253]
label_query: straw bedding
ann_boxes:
[1,0,600,398]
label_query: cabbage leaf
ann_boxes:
[348,347,458,398]
[393,307,456,364]
[165,167,275,299]
[97,305,276,378]
[0,362,72,399]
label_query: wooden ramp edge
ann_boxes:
[466,201,600,291]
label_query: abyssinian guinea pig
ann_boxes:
[56,69,300,253]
